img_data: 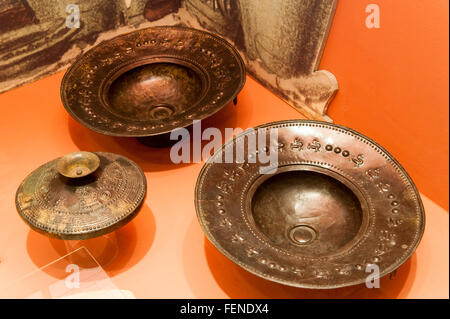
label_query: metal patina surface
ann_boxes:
[16,152,147,240]
[195,120,425,289]
[56,151,101,178]
[61,25,246,137]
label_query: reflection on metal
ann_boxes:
[56,151,100,178]
[195,120,425,289]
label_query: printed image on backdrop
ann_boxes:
[0,0,337,120]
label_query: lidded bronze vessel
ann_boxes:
[16,151,146,240]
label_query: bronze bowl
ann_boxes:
[61,26,246,138]
[56,151,100,178]
[195,120,425,289]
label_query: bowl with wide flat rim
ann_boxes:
[61,25,246,137]
[195,120,425,289]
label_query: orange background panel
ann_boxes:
[321,0,449,210]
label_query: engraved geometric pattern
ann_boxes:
[16,152,146,240]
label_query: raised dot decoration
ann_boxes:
[324,144,350,157]
[195,120,425,289]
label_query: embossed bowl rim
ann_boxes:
[60,25,246,137]
[194,119,426,289]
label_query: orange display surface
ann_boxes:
[0,71,448,299]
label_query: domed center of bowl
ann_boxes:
[251,170,363,257]
[288,225,317,245]
[148,104,175,120]
[107,62,203,121]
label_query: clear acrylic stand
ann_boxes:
[63,232,119,268]
[1,246,133,299]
